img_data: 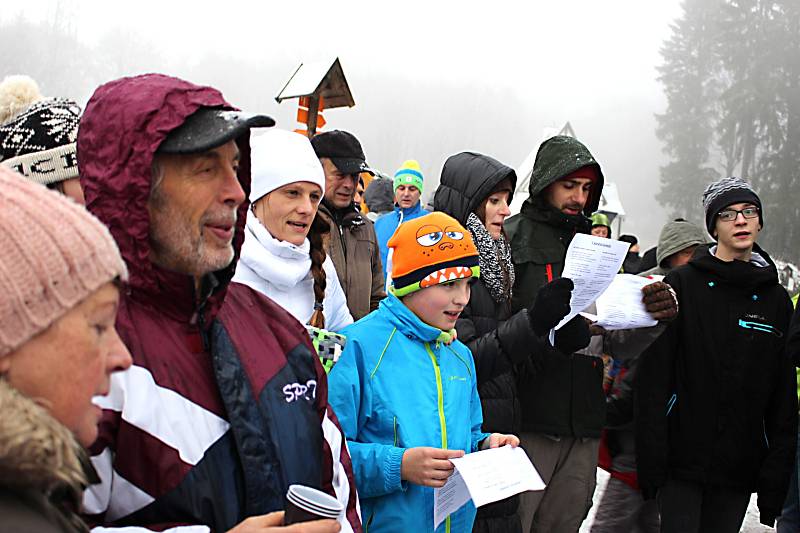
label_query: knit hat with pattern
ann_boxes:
[0,166,128,357]
[0,76,81,186]
[393,159,424,194]
[701,176,762,237]
[0,95,81,186]
[387,212,479,297]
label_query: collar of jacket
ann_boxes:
[238,214,312,291]
[689,242,778,289]
[379,293,448,343]
[320,199,364,229]
[0,381,88,531]
[520,195,592,234]
[393,202,424,218]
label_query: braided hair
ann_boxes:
[307,214,330,328]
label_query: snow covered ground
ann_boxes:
[579,469,774,532]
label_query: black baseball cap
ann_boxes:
[158,107,275,154]
[311,130,373,176]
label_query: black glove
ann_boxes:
[554,315,591,354]
[528,277,573,336]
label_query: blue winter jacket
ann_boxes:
[329,293,489,533]
[374,202,428,282]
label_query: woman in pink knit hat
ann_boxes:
[0,166,132,532]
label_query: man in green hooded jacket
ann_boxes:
[506,136,677,532]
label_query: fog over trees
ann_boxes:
[3,1,798,262]
[657,0,800,261]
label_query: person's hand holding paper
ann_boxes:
[548,234,630,344]
[554,316,592,354]
[641,281,678,322]
[433,445,545,530]
[528,278,574,336]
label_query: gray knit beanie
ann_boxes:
[0,166,128,357]
[701,176,762,238]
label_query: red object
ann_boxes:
[546,263,554,283]
[560,165,600,186]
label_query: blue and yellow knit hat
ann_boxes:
[393,159,424,194]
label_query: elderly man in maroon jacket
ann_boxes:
[77,74,360,533]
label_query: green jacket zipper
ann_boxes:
[425,342,450,533]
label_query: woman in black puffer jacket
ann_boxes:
[434,152,566,533]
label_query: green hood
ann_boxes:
[526,135,604,216]
[656,218,708,268]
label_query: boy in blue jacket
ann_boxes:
[329,212,519,533]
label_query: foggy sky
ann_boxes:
[3,0,684,247]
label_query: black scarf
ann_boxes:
[466,212,514,303]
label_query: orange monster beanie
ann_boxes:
[387,212,480,297]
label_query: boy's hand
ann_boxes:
[227,511,340,532]
[480,433,520,450]
[401,447,464,487]
[641,281,678,321]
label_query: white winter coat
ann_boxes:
[233,214,354,332]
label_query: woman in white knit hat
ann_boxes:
[233,130,353,333]
[0,166,131,532]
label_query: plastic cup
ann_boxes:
[283,484,343,525]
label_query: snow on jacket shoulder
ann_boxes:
[233,214,353,331]
[635,244,796,521]
[375,202,428,281]
[77,74,360,532]
[328,294,489,533]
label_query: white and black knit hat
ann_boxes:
[701,176,762,237]
[0,76,81,186]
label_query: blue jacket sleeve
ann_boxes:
[328,337,407,498]
[374,215,393,283]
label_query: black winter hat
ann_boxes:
[701,176,762,238]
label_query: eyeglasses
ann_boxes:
[717,206,759,222]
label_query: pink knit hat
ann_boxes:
[0,166,128,357]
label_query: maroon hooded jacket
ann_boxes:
[77,74,361,532]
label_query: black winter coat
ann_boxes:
[504,135,609,437]
[435,152,547,533]
[505,199,607,437]
[635,244,797,524]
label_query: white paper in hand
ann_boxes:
[594,274,659,330]
[433,446,545,530]
[553,233,630,332]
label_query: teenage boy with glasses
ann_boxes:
[635,176,797,532]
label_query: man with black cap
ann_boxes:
[77,74,358,532]
[636,176,797,532]
[312,130,385,320]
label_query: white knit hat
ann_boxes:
[249,129,325,203]
[0,166,128,357]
